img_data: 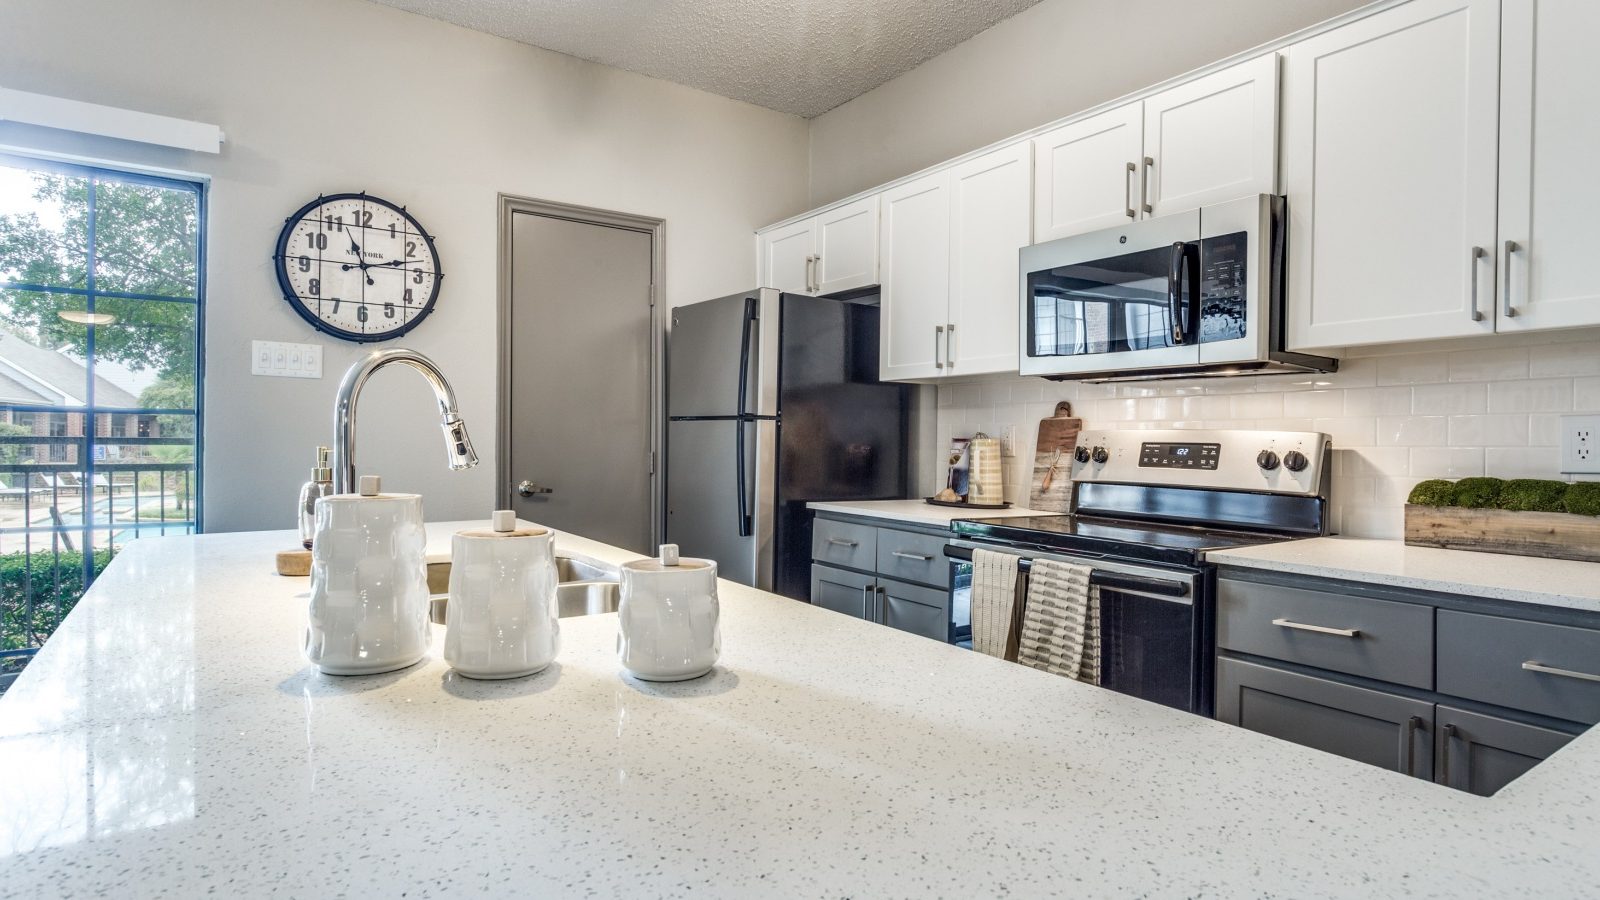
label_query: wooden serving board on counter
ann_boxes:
[1404,504,1600,563]
[1028,402,1082,514]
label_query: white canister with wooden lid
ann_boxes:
[444,510,560,679]
[617,544,720,681]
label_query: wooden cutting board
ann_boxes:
[1028,402,1082,513]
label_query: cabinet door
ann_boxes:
[1435,705,1576,796]
[814,195,879,295]
[810,563,874,620]
[1032,102,1144,242]
[1496,0,1600,331]
[1283,0,1500,350]
[878,577,949,641]
[760,218,816,295]
[948,142,1031,376]
[878,172,952,381]
[1143,54,1279,218]
[1217,657,1435,780]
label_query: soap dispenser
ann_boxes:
[297,446,334,549]
[617,544,720,681]
[444,511,560,680]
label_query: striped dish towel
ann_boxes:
[1017,558,1100,684]
[970,549,1020,658]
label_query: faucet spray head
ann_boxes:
[442,416,478,471]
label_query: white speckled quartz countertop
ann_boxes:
[2,522,1598,897]
[808,498,1054,528]
[1208,537,1600,614]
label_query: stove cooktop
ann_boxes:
[951,514,1301,568]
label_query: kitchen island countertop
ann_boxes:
[1,522,1597,897]
[807,498,1053,528]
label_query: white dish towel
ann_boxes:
[1018,558,1100,684]
[970,549,1020,658]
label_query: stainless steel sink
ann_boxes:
[428,555,621,622]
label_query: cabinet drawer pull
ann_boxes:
[1272,617,1360,638]
[827,538,859,548]
[891,550,933,562]
[1521,660,1600,683]
[1467,246,1485,322]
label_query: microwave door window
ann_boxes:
[1028,246,1177,360]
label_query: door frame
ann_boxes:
[496,195,665,547]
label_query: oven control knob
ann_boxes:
[1283,450,1309,473]
[1074,446,1091,464]
[1091,446,1109,465]
[1256,450,1281,471]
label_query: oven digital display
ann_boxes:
[1140,442,1220,469]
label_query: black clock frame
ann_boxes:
[272,192,443,343]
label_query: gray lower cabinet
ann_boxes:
[1435,705,1576,797]
[879,577,948,641]
[810,513,953,643]
[1217,657,1435,780]
[811,564,874,619]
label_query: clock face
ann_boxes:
[273,193,442,342]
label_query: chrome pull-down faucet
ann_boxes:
[332,348,478,494]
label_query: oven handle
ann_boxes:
[944,545,1191,600]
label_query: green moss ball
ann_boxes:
[1564,482,1600,517]
[1407,479,1458,507]
[1452,477,1506,509]
[1497,479,1570,513]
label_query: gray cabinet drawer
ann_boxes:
[810,564,873,620]
[1218,578,1434,689]
[1437,610,1600,725]
[875,527,949,588]
[1217,657,1434,780]
[1435,705,1577,797]
[811,518,876,572]
[879,577,949,642]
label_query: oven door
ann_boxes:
[1018,208,1201,378]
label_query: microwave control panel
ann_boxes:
[1139,442,1220,470]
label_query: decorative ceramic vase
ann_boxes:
[444,511,560,679]
[303,475,430,675]
[617,544,720,681]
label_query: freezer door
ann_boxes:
[665,418,775,589]
[667,289,780,418]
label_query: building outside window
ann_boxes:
[0,154,204,674]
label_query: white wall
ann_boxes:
[0,0,809,532]
[807,0,1367,205]
[938,332,1600,539]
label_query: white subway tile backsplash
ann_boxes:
[937,337,1600,538]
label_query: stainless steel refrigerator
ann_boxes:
[666,288,910,600]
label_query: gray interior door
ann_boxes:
[508,211,653,552]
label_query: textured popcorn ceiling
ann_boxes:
[364,0,1043,117]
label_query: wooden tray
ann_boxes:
[925,498,1012,510]
[1404,504,1600,563]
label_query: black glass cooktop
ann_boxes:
[952,514,1299,568]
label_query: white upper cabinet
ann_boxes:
[1032,103,1143,243]
[948,142,1031,375]
[1496,0,1600,332]
[1033,55,1278,243]
[1142,54,1279,218]
[879,172,952,381]
[1284,0,1500,350]
[757,195,879,296]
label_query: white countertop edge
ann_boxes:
[807,499,1056,528]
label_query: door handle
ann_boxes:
[517,480,553,497]
[827,538,859,548]
[1124,161,1137,219]
[1522,660,1600,683]
[877,585,888,624]
[1272,617,1360,638]
[1140,156,1154,215]
[1167,242,1191,345]
[861,583,873,620]
[1503,240,1520,318]
[946,322,956,368]
[1441,722,1458,787]
[1468,246,1485,322]
[1402,715,1422,777]
[804,254,816,293]
[935,324,946,369]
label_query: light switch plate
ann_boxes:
[1560,414,1600,474]
[251,340,322,379]
[1000,426,1018,457]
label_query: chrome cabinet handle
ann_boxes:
[935,324,946,369]
[1124,161,1137,219]
[1503,240,1520,317]
[1402,715,1422,777]
[1272,617,1360,638]
[861,583,874,620]
[517,480,553,497]
[1441,722,1458,787]
[891,550,933,562]
[827,538,858,548]
[804,254,817,293]
[946,323,956,368]
[877,585,888,624]
[812,254,822,292]
[1522,660,1600,683]
[1140,156,1154,215]
[1468,246,1485,322]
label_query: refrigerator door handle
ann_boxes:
[734,296,758,538]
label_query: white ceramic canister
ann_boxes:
[304,475,430,675]
[444,511,560,679]
[617,544,720,681]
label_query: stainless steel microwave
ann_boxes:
[1018,194,1336,381]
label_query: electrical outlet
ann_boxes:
[1000,426,1018,457]
[1561,414,1600,474]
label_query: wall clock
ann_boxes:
[273,192,443,342]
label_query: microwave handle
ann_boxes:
[1167,242,1188,345]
